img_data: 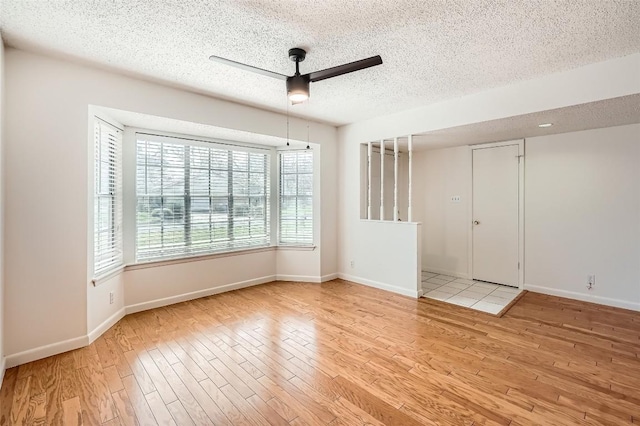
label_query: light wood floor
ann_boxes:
[1,280,639,425]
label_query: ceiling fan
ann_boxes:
[209,48,383,103]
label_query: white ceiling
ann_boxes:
[412,94,640,151]
[1,1,639,126]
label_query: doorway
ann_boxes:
[471,140,524,288]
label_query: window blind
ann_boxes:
[136,135,270,261]
[94,118,123,275]
[279,150,313,245]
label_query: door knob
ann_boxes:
[473,220,480,225]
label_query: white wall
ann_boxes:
[525,124,640,309]
[339,221,421,297]
[413,146,471,277]
[0,38,6,382]
[412,124,640,310]
[124,249,277,310]
[4,48,338,363]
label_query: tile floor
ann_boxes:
[421,271,521,314]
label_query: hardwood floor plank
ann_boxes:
[146,349,211,425]
[145,391,176,425]
[61,396,83,426]
[111,389,139,426]
[120,375,157,425]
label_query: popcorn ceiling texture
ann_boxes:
[1,0,639,125]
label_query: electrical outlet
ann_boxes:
[109,291,114,304]
[451,195,461,203]
[587,275,596,290]
[350,260,355,268]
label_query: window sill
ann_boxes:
[277,245,316,251]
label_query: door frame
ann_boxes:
[467,139,525,289]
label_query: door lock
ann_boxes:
[473,220,480,225]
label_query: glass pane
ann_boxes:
[190,168,210,195]
[249,153,265,173]
[211,170,228,196]
[298,173,312,195]
[232,151,248,171]
[146,166,162,195]
[280,197,296,219]
[190,146,209,168]
[249,174,265,195]
[163,144,184,167]
[145,141,162,166]
[297,152,313,173]
[211,149,228,169]
[297,197,312,219]
[281,153,296,174]
[233,172,248,196]
[282,174,297,196]
[162,167,184,195]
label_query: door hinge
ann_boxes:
[518,262,520,269]
[516,155,524,163]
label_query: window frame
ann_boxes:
[92,117,124,277]
[278,149,314,246]
[134,132,272,262]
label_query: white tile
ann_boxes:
[471,300,505,315]
[481,294,513,305]
[453,278,475,285]
[421,272,437,278]
[471,282,500,290]
[491,291,520,301]
[426,277,451,285]
[422,283,442,292]
[442,281,470,290]
[426,290,455,301]
[492,286,520,294]
[457,290,488,300]
[467,284,495,295]
[434,275,457,282]
[447,295,478,307]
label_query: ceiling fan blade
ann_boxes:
[305,55,382,83]
[209,55,288,81]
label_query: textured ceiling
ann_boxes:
[1,1,640,125]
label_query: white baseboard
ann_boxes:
[321,273,339,282]
[423,267,470,279]
[88,308,126,344]
[125,275,276,315]
[276,274,321,283]
[338,273,420,298]
[5,335,88,369]
[524,284,640,312]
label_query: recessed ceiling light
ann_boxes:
[538,123,553,128]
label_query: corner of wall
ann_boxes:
[0,35,6,388]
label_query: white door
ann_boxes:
[472,144,520,287]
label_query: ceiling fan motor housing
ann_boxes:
[287,74,310,100]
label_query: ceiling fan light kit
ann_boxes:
[209,47,382,104]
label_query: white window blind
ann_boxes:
[136,135,270,261]
[279,150,313,245]
[93,118,123,275]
